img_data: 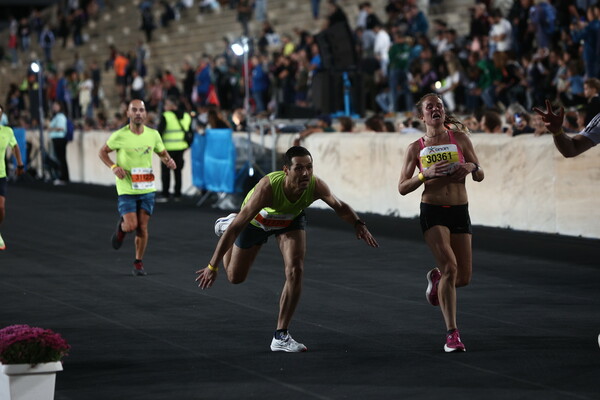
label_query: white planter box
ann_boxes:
[0,362,62,400]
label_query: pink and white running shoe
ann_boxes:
[444,330,466,353]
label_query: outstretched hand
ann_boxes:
[356,224,379,248]
[532,99,564,135]
[195,266,217,289]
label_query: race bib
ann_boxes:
[131,167,155,190]
[420,144,460,171]
[253,210,295,231]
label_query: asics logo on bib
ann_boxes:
[422,145,453,154]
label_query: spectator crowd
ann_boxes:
[2,0,600,137]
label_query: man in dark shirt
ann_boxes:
[584,78,600,125]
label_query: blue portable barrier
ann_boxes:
[11,128,27,169]
[190,132,205,189]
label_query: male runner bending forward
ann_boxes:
[196,146,379,352]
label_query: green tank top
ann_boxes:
[243,170,316,231]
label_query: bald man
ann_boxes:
[99,99,176,276]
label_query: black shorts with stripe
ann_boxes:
[235,211,307,249]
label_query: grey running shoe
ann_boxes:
[214,213,237,237]
[111,218,125,250]
[132,260,147,276]
[270,333,307,352]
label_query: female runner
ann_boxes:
[398,93,484,352]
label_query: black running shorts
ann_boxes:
[419,203,472,234]
[0,177,6,197]
[235,211,307,249]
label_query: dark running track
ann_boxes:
[1,182,598,400]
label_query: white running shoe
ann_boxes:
[270,333,307,352]
[0,233,5,250]
[214,213,237,237]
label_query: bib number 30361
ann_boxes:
[131,167,155,190]
[420,144,460,171]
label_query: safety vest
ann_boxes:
[162,111,191,151]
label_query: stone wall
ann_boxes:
[281,132,600,239]
[27,129,600,239]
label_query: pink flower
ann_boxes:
[0,324,70,365]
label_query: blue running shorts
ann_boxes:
[117,192,156,216]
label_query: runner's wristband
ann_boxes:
[552,128,564,137]
[208,263,218,272]
[418,172,426,182]
[354,219,366,228]
[110,164,118,170]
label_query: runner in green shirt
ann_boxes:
[196,146,379,352]
[0,104,24,250]
[99,99,176,276]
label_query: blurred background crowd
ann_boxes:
[0,0,599,137]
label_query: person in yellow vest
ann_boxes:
[157,97,191,202]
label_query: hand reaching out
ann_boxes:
[355,224,379,248]
[195,265,217,289]
[532,99,564,135]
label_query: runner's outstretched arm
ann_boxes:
[314,177,379,248]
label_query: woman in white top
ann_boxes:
[78,72,94,120]
[436,51,463,113]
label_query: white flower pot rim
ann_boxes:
[1,361,63,375]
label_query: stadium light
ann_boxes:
[30,61,46,180]
[230,37,254,177]
[231,43,244,56]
